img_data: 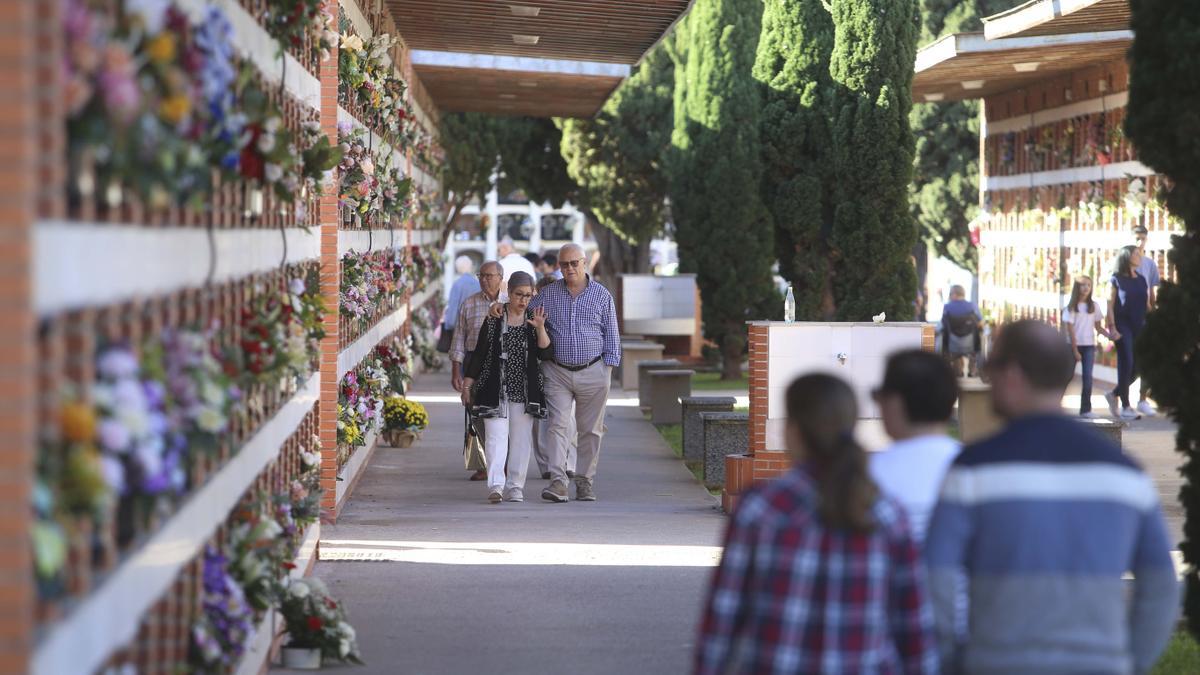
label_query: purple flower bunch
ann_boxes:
[160,329,237,455]
[191,545,255,671]
[93,346,185,498]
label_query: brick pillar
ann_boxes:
[0,0,36,669]
[318,12,340,520]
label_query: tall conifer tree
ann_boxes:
[668,0,778,378]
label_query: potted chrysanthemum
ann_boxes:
[381,396,427,448]
[279,577,363,668]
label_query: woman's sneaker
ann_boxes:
[1079,411,1098,419]
[488,491,503,504]
[1119,407,1141,421]
[1137,400,1158,417]
[1104,391,1120,417]
[504,489,524,503]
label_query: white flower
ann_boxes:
[339,639,351,658]
[289,581,311,598]
[194,407,226,434]
[301,450,321,467]
[341,33,364,52]
[338,622,356,640]
[290,278,307,296]
[257,132,276,154]
[872,312,886,324]
[98,350,139,379]
[264,116,282,133]
[264,163,283,183]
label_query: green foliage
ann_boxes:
[559,44,674,246]
[754,0,835,320]
[668,0,780,378]
[909,1,1020,272]
[496,118,580,208]
[439,112,503,221]
[1126,0,1200,637]
[827,0,921,320]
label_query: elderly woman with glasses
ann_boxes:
[461,271,553,503]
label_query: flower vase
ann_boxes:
[384,429,418,448]
[281,646,322,669]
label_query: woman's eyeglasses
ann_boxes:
[511,291,534,301]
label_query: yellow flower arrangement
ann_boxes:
[383,396,428,431]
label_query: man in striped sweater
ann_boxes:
[925,320,1179,675]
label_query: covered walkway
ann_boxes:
[289,373,726,673]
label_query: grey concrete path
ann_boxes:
[285,372,726,674]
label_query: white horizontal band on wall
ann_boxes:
[411,228,442,246]
[174,0,321,109]
[34,221,320,317]
[339,0,374,40]
[986,91,1130,136]
[336,429,377,508]
[32,373,320,675]
[980,285,1063,311]
[337,305,409,379]
[410,282,440,316]
[338,228,408,257]
[980,229,1173,251]
[985,161,1156,192]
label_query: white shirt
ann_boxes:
[869,434,960,544]
[1062,302,1105,347]
[498,253,537,287]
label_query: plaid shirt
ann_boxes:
[696,467,938,675]
[529,276,621,367]
[450,290,500,364]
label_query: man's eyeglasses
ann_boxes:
[560,259,584,269]
[480,272,501,279]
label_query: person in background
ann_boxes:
[531,275,577,480]
[925,320,1178,675]
[869,350,960,544]
[497,236,536,290]
[941,285,983,377]
[1131,225,1159,416]
[439,256,480,354]
[696,373,937,675]
[1104,246,1149,421]
[450,261,504,481]
[540,252,562,280]
[1063,275,1118,418]
[524,251,544,280]
[461,272,552,503]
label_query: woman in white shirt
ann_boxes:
[1061,275,1119,418]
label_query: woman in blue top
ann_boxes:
[1105,245,1148,420]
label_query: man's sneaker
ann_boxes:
[1137,400,1158,417]
[1080,411,1099,419]
[1120,407,1141,421]
[504,489,524,503]
[575,479,596,502]
[1104,391,1120,417]
[541,480,568,503]
[488,491,503,504]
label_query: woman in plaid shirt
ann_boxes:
[696,374,938,674]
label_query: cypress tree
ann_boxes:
[828,0,921,320]
[753,0,836,320]
[668,0,779,379]
[1126,0,1200,635]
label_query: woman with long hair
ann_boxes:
[1104,246,1148,420]
[695,374,936,674]
[1063,275,1118,418]
[461,272,552,503]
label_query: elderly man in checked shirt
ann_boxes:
[494,243,620,502]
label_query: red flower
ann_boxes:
[282,562,297,570]
[307,616,323,631]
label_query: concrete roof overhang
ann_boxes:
[912,30,1132,103]
[982,0,1131,40]
[388,0,693,118]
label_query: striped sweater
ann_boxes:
[925,414,1179,675]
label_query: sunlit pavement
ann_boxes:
[280,372,726,674]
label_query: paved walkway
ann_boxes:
[287,372,726,674]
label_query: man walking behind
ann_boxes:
[869,349,960,544]
[451,261,504,481]
[1131,224,1160,416]
[528,243,620,502]
[925,320,1178,674]
[439,255,480,354]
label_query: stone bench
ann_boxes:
[1079,417,1124,447]
[619,339,666,391]
[701,412,749,489]
[638,359,681,411]
[649,369,695,424]
[682,396,736,463]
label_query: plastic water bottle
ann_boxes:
[784,285,795,323]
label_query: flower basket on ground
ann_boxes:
[279,577,363,667]
[381,396,427,448]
